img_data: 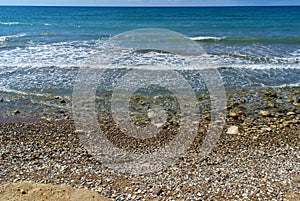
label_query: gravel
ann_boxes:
[0,87,299,200]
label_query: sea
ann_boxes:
[0,6,299,104]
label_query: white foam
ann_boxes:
[0,86,46,97]
[0,33,27,43]
[291,49,300,57]
[0,40,95,68]
[271,82,300,88]
[0,22,32,26]
[0,36,10,42]
[189,36,224,41]
[228,63,300,70]
[0,38,299,71]
[0,22,20,25]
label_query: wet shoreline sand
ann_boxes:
[0,86,299,200]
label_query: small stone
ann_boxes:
[41,117,51,121]
[237,106,247,110]
[12,110,20,115]
[293,102,300,107]
[260,110,271,117]
[238,111,245,117]
[230,102,239,108]
[286,97,293,103]
[283,121,292,127]
[242,123,249,128]
[270,91,277,97]
[265,91,277,97]
[229,112,238,119]
[226,126,239,135]
[276,99,283,104]
[287,112,296,116]
[262,127,272,131]
[21,189,27,195]
[154,123,164,128]
[240,99,246,103]
[0,98,3,102]
[266,101,275,108]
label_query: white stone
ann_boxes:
[226,126,239,135]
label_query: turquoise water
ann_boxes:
[0,6,299,96]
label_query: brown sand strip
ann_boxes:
[0,182,111,201]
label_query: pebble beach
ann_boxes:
[0,86,299,200]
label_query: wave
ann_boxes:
[0,22,21,25]
[0,61,299,71]
[273,82,300,88]
[213,53,299,64]
[0,21,32,26]
[0,36,10,42]
[224,63,300,70]
[0,86,70,110]
[0,86,47,97]
[190,36,300,44]
[225,37,300,44]
[190,36,225,41]
[0,38,299,70]
[0,33,27,43]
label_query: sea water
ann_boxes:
[0,6,299,99]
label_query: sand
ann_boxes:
[0,182,111,201]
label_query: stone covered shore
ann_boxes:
[0,87,299,200]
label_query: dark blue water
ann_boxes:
[0,6,299,97]
[1,6,300,41]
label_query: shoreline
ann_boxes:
[0,86,299,200]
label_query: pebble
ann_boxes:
[229,112,238,119]
[226,126,239,135]
[283,121,292,127]
[259,110,271,117]
[12,110,20,115]
[286,97,293,103]
[267,101,275,108]
[293,102,300,107]
[287,112,296,116]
